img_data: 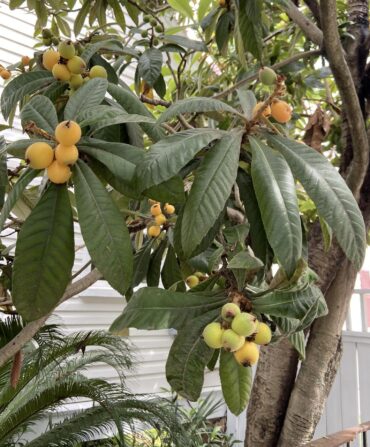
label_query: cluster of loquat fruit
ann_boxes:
[202,303,272,367]
[253,66,293,124]
[185,271,208,288]
[42,40,107,93]
[141,15,163,46]
[147,201,175,237]
[25,120,81,184]
[0,63,11,80]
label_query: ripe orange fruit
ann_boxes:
[271,100,292,123]
[253,102,271,118]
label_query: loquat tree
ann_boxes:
[0,1,369,446]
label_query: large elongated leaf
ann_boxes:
[12,184,74,321]
[220,350,252,415]
[138,48,163,87]
[20,96,58,135]
[158,98,240,124]
[73,161,133,294]
[132,240,154,288]
[0,168,40,230]
[147,240,167,286]
[264,133,366,270]
[64,78,108,120]
[236,0,263,60]
[110,288,227,332]
[181,131,243,258]
[78,145,136,182]
[161,245,185,291]
[289,331,306,360]
[80,40,123,64]
[163,35,207,52]
[166,310,219,401]
[79,107,155,131]
[136,129,223,191]
[250,137,302,277]
[251,284,327,320]
[108,83,165,142]
[167,0,194,18]
[237,169,271,265]
[74,0,90,36]
[1,71,54,120]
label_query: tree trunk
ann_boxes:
[277,259,357,446]
[245,339,298,447]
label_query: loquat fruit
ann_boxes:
[154,213,166,225]
[254,322,272,346]
[1,70,11,80]
[163,203,175,215]
[47,161,72,184]
[69,74,84,89]
[42,49,60,71]
[221,303,241,322]
[222,329,245,352]
[202,322,224,349]
[89,65,107,79]
[25,142,54,169]
[253,102,271,118]
[234,341,259,366]
[150,203,162,216]
[58,41,76,60]
[55,144,79,165]
[21,56,30,66]
[271,99,292,123]
[52,63,71,81]
[231,313,257,337]
[148,225,161,237]
[55,120,81,146]
[186,275,199,288]
[67,55,86,74]
[259,66,277,85]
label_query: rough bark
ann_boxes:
[245,339,298,447]
[278,259,358,446]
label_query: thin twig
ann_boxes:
[140,94,171,107]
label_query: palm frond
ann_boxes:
[0,315,25,348]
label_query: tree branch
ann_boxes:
[303,0,321,27]
[282,0,323,46]
[0,268,102,368]
[320,0,369,198]
[212,50,321,100]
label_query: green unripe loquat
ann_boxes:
[254,322,272,346]
[69,74,83,89]
[89,65,107,79]
[258,66,277,85]
[67,55,86,74]
[231,313,257,337]
[203,322,224,349]
[58,41,76,59]
[186,275,199,288]
[221,303,241,322]
[222,329,245,352]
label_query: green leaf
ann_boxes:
[251,284,327,320]
[20,96,58,135]
[136,129,223,191]
[73,161,133,294]
[161,245,186,291]
[250,137,302,277]
[237,169,271,266]
[237,89,256,120]
[108,0,126,31]
[132,240,154,288]
[198,0,213,21]
[0,138,7,208]
[108,83,165,142]
[158,98,240,124]
[80,40,123,64]
[162,35,207,52]
[181,131,243,258]
[237,0,263,60]
[223,223,250,245]
[147,240,167,287]
[110,288,227,332]
[166,310,219,401]
[138,48,163,87]
[264,133,366,270]
[167,0,194,18]
[79,109,155,132]
[78,145,136,183]
[74,0,90,36]
[219,350,252,415]
[9,0,26,9]
[216,12,232,54]
[289,331,306,360]
[228,250,264,271]
[6,138,53,159]
[1,71,54,120]
[0,168,40,230]
[144,176,185,203]
[55,15,71,37]
[64,78,108,121]
[12,184,74,321]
